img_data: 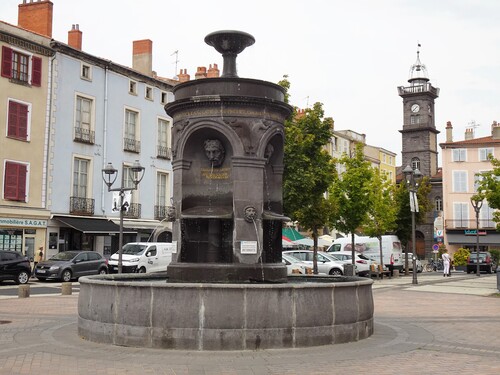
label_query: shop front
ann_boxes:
[0,216,48,261]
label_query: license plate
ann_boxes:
[37,270,46,274]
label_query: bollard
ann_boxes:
[497,268,500,292]
[18,284,30,298]
[61,282,72,295]
[393,269,400,278]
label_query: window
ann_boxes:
[157,118,171,159]
[161,92,168,105]
[452,171,467,192]
[73,158,89,198]
[75,95,94,143]
[480,202,495,228]
[453,202,468,228]
[124,109,140,152]
[156,172,169,207]
[81,63,92,80]
[411,157,420,171]
[1,46,41,86]
[435,196,443,212]
[479,148,493,161]
[410,115,420,124]
[7,100,29,141]
[145,86,153,100]
[452,149,466,162]
[3,161,27,201]
[129,80,137,95]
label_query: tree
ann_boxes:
[362,169,397,269]
[477,155,500,228]
[280,77,337,274]
[329,143,374,274]
[394,176,432,274]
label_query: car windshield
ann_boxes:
[470,253,488,260]
[283,254,302,263]
[122,244,147,255]
[49,252,78,261]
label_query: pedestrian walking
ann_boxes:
[33,246,43,275]
[441,248,451,277]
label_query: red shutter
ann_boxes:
[1,46,12,78]
[7,101,28,140]
[31,56,42,86]
[4,162,27,201]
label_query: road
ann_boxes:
[0,279,80,298]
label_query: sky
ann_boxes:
[2,0,499,165]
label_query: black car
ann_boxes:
[467,251,498,274]
[0,250,31,284]
[34,251,108,282]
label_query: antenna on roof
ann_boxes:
[468,120,480,130]
[171,50,179,79]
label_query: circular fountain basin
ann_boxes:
[78,274,373,350]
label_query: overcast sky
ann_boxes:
[2,0,499,165]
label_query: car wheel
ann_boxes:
[61,270,72,282]
[329,268,343,276]
[138,267,146,273]
[16,271,30,285]
[98,268,108,275]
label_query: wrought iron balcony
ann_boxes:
[155,205,170,220]
[157,145,172,160]
[124,138,141,153]
[123,203,141,219]
[445,219,496,230]
[74,127,95,144]
[70,197,95,215]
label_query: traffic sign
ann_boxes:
[432,244,439,251]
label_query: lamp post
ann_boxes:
[403,165,422,285]
[470,196,483,277]
[102,160,145,273]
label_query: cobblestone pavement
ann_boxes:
[0,273,498,374]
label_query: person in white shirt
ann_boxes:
[442,249,451,277]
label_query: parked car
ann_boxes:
[401,254,423,273]
[0,250,31,284]
[108,242,174,274]
[328,250,375,276]
[34,251,108,282]
[282,253,314,275]
[467,251,497,274]
[283,250,345,275]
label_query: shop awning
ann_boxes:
[53,216,134,234]
[111,219,172,231]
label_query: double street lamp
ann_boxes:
[403,165,422,285]
[470,195,483,277]
[102,160,145,273]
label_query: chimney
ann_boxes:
[177,69,190,82]
[492,121,500,140]
[445,121,453,142]
[132,39,153,76]
[207,63,220,78]
[68,24,82,50]
[464,127,474,140]
[18,0,53,37]
[195,66,207,79]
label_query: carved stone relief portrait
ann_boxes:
[204,139,225,167]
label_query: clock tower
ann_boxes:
[398,47,442,260]
[398,47,440,177]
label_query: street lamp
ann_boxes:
[470,195,483,277]
[403,165,422,285]
[102,160,145,273]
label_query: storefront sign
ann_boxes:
[0,217,47,228]
[464,229,487,236]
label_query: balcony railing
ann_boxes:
[157,145,172,160]
[74,127,95,144]
[123,203,141,219]
[124,138,141,153]
[155,205,169,220]
[70,197,95,215]
[445,219,496,230]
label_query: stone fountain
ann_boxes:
[77,31,374,350]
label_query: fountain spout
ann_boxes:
[204,30,255,78]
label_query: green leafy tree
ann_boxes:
[329,143,374,273]
[280,77,336,274]
[453,247,470,267]
[362,169,397,268]
[394,176,432,273]
[477,156,500,228]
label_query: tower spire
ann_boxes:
[408,43,429,84]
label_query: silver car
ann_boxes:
[283,250,345,275]
[34,251,108,282]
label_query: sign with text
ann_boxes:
[240,241,258,254]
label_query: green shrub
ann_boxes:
[453,247,470,266]
[490,249,500,263]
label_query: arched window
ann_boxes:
[435,196,442,212]
[411,157,420,171]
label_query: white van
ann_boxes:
[108,242,175,274]
[327,235,404,271]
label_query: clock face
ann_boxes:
[411,104,420,113]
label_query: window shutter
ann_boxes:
[1,46,12,78]
[7,101,28,140]
[5,162,27,201]
[31,56,42,86]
